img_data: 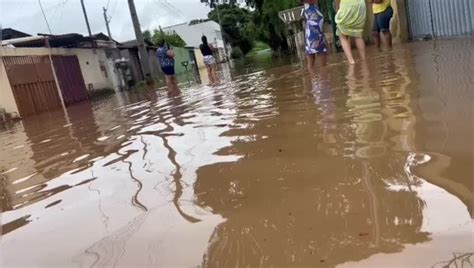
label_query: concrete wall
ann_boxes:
[119,49,142,83]
[0,60,19,116]
[173,47,193,75]
[119,48,162,83]
[72,49,114,90]
[147,48,161,77]
[1,47,115,91]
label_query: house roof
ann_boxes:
[1,28,31,41]
[1,34,86,47]
[90,33,119,43]
[1,32,117,48]
[120,39,155,48]
[1,36,45,47]
[162,21,223,48]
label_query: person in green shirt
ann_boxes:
[335,0,367,64]
[372,0,394,48]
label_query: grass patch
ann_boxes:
[248,41,271,56]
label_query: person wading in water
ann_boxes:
[372,0,394,48]
[301,0,328,72]
[156,40,178,90]
[199,35,219,85]
[335,0,367,64]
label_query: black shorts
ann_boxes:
[161,66,175,76]
[373,6,393,33]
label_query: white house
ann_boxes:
[163,21,225,49]
[162,20,230,66]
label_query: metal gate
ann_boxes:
[407,0,474,39]
[3,56,62,117]
[52,55,89,105]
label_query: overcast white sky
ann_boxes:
[1,0,211,42]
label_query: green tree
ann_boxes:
[143,30,152,43]
[253,0,299,53]
[142,29,186,47]
[203,0,299,53]
[202,0,335,53]
[208,4,255,55]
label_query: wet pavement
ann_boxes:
[1,38,473,267]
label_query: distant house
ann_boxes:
[118,38,198,81]
[118,39,160,83]
[1,28,31,41]
[163,21,228,62]
[1,32,123,118]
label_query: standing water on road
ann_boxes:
[1,38,473,267]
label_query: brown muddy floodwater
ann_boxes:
[1,38,473,268]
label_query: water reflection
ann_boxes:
[1,38,473,267]
[194,57,436,266]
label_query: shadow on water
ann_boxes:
[1,38,473,267]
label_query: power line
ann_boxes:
[54,0,70,29]
[38,0,53,34]
[57,0,70,27]
[155,0,186,25]
[156,0,212,44]
[163,0,189,20]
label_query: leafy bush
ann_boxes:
[143,29,187,48]
[230,47,244,59]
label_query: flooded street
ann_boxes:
[1,38,473,267]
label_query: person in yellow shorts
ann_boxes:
[335,0,367,64]
[372,0,394,48]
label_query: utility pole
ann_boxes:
[80,0,92,37]
[127,0,153,84]
[103,7,113,39]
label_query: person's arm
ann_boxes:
[166,48,175,58]
[334,0,340,11]
[209,44,218,53]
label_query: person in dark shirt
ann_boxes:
[156,40,177,90]
[199,35,219,85]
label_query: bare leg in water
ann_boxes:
[211,64,219,84]
[307,53,327,75]
[380,31,392,48]
[354,37,366,61]
[171,75,178,91]
[372,31,381,48]
[306,54,316,73]
[320,52,328,66]
[206,65,214,85]
[165,75,178,91]
[165,75,173,90]
[340,34,355,64]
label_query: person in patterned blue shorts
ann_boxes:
[302,0,327,71]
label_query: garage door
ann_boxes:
[3,56,62,117]
[52,55,89,105]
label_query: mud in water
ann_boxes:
[1,38,473,267]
